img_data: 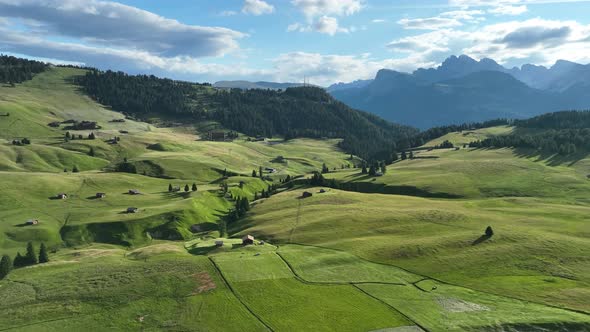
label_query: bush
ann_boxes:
[485,226,494,237]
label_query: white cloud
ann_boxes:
[220,10,238,16]
[372,19,387,23]
[488,4,528,15]
[271,51,432,85]
[398,17,462,30]
[314,16,348,35]
[291,0,363,20]
[289,0,362,35]
[0,0,245,58]
[242,0,274,15]
[388,18,590,69]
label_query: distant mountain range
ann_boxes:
[213,80,308,90]
[328,55,590,129]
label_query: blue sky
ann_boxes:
[1,0,590,86]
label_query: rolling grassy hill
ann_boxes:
[1,67,590,331]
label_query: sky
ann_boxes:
[1,0,590,86]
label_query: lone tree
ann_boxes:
[168,183,173,192]
[192,183,197,192]
[0,255,12,279]
[25,242,37,265]
[184,184,190,192]
[321,163,329,174]
[259,166,263,179]
[401,151,407,160]
[39,243,49,263]
[88,132,96,140]
[252,169,257,177]
[88,147,95,157]
[485,226,494,237]
[72,165,79,173]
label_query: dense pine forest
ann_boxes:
[77,70,418,161]
[469,111,590,154]
[0,55,47,84]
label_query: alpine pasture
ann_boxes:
[0,67,589,331]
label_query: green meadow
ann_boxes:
[1,67,589,331]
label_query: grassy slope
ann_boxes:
[2,69,590,330]
[0,68,353,255]
[236,188,590,313]
[0,244,266,331]
[421,125,513,148]
[211,250,412,331]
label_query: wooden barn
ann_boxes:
[127,207,138,213]
[242,235,254,245]
[96,192,106,198]
[56,193,68,199]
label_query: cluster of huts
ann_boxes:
[50,190,140,214]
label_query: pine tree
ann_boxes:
[254,192,259,200]
[259,166,263,178]
[321,163,329,174]
[13,252,24,268]
[88,132,96,140]
[88,147,95,157]
[72,165,79,173]
[369,165,377,176]
[409,151,414,159]
[0,255,12,279]
[38,243,49,263]
[192,183,197,191]
[401,151,407,160]
[361,165,367,174]
[381,163,387,174]
[184,184,190,192]
[65,131,71,139]
[25,242,37,265]
[252,169,257,177]
[168,184,173,192]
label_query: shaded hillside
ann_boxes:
[77,70,418,161]
[332,69,589,129]
[330,55,590,129]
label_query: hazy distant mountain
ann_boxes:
[329,55,590,128]
[509,60,590,92]
[327,79,372,92]
[214,80,307,90]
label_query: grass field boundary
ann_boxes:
[275,249,407,287]
[352,284,429,332]
[208,257,274,331]
[285,243,590,316]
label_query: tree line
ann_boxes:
[0,55,47,84]
[469,111,590,155]
[1,242,49,280]
[76,70,419,162]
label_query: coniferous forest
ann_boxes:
[0,55,47,84]
[77,70,418,161]
[469,111,590,154]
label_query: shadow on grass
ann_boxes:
[472,234,492,246]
